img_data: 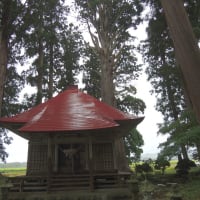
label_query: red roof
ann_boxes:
[0,86,143,134]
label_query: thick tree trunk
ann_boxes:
[48,43,54,99]
[35,37,44,105]
[0,34,7,117]
[0,1,11,116]
[100,59,129,172]
[101,61,115,106]
[181,144,189,160]
[88,3,129,172]
[161,0,200,123]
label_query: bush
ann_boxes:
[135,162,153,180]
[175,159,196,176]
[154,157,170,175]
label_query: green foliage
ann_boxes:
[154,155,170,174]
[142,0,185,121]
[82,47,101,99]
[54,24,85,92]
[0,137,8,162]
[124,129,144,163]
[0,0,26,162]
[75,0,144,96]
[21,0,84,105]
[143,0,200,164]
[158,109,200,160]
[116,85,146,115]
[175,159,196,176]
[135,161,153,176]
[0,64,25,162]
[75,0,143,31]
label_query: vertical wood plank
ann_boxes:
[88,136,94,191]
[54,144,58,173]
[47,135,52,191]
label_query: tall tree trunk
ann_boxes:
[161,0,200,123]
[181,144,189,160]
[35,37,44,105]
[48,42,53,99]
[100,58,129,172]
[101,61,115,106]
[87,4,129,172]
[0,1,11,116]
[0,34,8,117]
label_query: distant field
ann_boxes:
[130,160,178,174]
[0,168,26,177]
[0,162,26,168]
[0,163,27,177]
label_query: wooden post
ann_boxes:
[47,135,52,191]
[26,141,31,176]
[161,0,200,123]
[54,144,58,173]
[114,137,130,172]
[88,136,94,191]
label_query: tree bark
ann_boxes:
[161,0,200,123]
[35,36,44,105]
[101,60,115,106]
[0,34,8,117]
[48,42,54,99]
[181,144,189,160]
[0,1,11,116]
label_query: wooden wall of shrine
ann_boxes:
[26,139,49,175]
[26,135,117,176]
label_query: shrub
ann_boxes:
[154,157,170,175]
[175,159,196,176]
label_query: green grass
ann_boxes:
[179,179,200,200]
[0,167,26,177]
[165,160,177,174]
[130,160,178,174]
[130,160,200,199]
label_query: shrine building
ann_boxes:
[0,86,144,192]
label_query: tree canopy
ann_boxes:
[2,0,199,164]
[143,0,200,161]
[0,0,146,162]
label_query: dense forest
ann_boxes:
[0,0,200,165]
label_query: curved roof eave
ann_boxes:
[0,87,144,134]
